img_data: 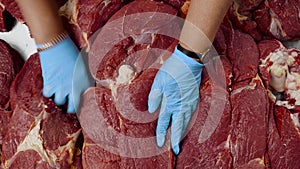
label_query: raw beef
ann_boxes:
[0,29,23,169]
[81,0,271,168]
[0,40,23,110]
[254,0,300,41]
[0,111,11,146]
[1,54,82,169]
[80,1,180,168]
[258,39,300,168]
[0,0,22,22]
[266,105,300,169]
[229,77,269,168]
[0,2,16,32]
[59,0,124,48]
[0,0,299,168]
[225,19,269,168]
[227,29,259,84]
[81,0,299,168]
[160,0,186,9]
[0,110,11,165]
[228,0,263,41]
[0,3,6,31]
[229,0,300,41]
[160,0,190,16]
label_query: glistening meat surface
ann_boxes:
[1,54,81,169]
[0,0,299,168]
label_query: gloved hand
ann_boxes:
[148,46,203,155]
[39,36,91,113]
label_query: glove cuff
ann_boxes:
[36,30,69,52]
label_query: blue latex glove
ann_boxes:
[148,46,204,155]
[39,36,91,113]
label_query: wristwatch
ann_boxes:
[177,43,210,64]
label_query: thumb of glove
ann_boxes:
[148,88,163,113]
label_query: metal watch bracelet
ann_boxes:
[36,31,69,52]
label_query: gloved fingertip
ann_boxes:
[172,144,180,155]
[67,105,75,114]
[148,89,162,113]
[67,100,76,114]
[54,95,67,106]
[43,87,54,98]
[156,133,166,147]
[148,103,158,113]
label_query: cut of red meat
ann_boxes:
[88,0,180,81]
[0,40,23,110]
[0,2,16,32]
[0,0,23,22]
[229,0,300,41]
[0,110,11,165]
[224,18,270,167]
[228,0,263,41]
[266,106,300,168]
[1,54,81,169]
[0,111,11,146]
[233,0,264,12]
[80,87,176,169]
[160,0,186,10]
[80,1,179,168]
[254,0,300,41]
[59,0,124,48]
[156,0,190,16]
[230,77,269,168]
[6,150,54,169]
[0,0,300,168]
[0,4,6,31]
[227,29,259,84]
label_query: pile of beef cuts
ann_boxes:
[0,0,299,168]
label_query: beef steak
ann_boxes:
[59,0,124,48]
[228,0,263,41]
[254,0,300,41]
[266,105,300,169]
[1,54,81,169]
[0,40,23,110]
[0,110,11,165]
[0,3,6,31]
[0,0,299,168]
[79,0,181,168]
[225,18,269,168]
[229,77,269,168]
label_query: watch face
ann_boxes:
[199,48,211,62]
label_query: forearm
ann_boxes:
[179,0,233,53]
[15,0,64,44]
